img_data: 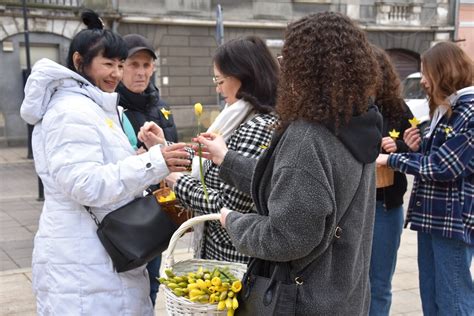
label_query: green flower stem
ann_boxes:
[197,119,210,203]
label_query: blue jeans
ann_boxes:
[369,201,404,316]
[146,254,162,306]
[418,232,474,316]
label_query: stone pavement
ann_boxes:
[0,146,427,315]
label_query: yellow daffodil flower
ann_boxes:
[194,102,203,117]
[231,280,242,293]
[193,102,209,203]
[161,108,172,120]
[389,129,400,139]
[105,118,114,128]
[158,191,176,203]
[409,117,420,128]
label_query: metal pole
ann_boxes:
[215,4,225,109]
[21,0,43,201]
[22,0,33,159]
[453,0,460,41]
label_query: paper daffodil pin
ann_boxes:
[409,117,420,128]
[105,118,114,128]
[160,108,172,120]
[444,126,453,135]
[389,129,400,139]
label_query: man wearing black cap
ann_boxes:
[117,34,178,306]
[118,34,178,146]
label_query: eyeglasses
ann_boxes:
[212,76,228,85]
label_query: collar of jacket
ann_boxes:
[20,58,119,125]
[116,82,160,112]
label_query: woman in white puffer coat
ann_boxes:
[20,10,189,316]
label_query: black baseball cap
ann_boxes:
[123,34,157,59]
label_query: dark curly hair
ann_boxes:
[371,45,405,125]
[213,35,279,113]
[276,12,379,132]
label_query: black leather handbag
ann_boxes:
[85,194,179,273]
[237,259,300,315]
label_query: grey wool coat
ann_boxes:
[220,115,382,315]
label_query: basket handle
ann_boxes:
[162,213,221,272]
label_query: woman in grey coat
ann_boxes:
[196,12,383,315]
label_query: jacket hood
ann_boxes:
[449,86,474,106]
[20,58,119,125]
[336,104,383,163]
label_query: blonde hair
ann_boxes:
[421,42,473,118]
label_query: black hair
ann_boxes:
[213,35,279,113]
[66,9,127,76]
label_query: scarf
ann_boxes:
[190,99,255,178]
[116,82,158,112]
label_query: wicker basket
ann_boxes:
[161,214,248,315]
[376,165,394,188]
[153,181,192,227]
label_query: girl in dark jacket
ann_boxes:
[369,45,414,316]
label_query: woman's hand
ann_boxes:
[403,127,422,152]
[381,136,398,153]
[138,121,166,148]
[165,172,183,189]
[193,133,228,166]
[160,143,190,172]
[220,207,233,228]
[376,153,389,167]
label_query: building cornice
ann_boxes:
[119,15,455,32]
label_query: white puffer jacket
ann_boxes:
[21,59,169,316]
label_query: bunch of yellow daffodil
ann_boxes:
[159,266,242,316]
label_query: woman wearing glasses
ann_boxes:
[140,35,278,264]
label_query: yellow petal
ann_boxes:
[409,117,420,128]
[161,108,171,120]
[194,103,203,117]
[388,129,400,139]
[105,118,114,128]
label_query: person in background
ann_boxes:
[116,33,179,307]
[20,10,189,315]
[369,45,414,316]
[139,35,279,264]
[194,12,382,315]
[377,41,473,315]
[117,34,178,147]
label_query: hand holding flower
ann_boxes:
[403,127,422,152]
[193,132,228,166]
[381,136,398,153]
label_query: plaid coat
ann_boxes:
[388,88,474,245]
[174,113,277,263]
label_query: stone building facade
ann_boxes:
[0,0,457,145]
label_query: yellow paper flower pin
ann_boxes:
[409,117,420,128]
[161,108,171,120]
[444,126,453,134]
[105,118,114,128]
[389,129,400,139]
[194,103,203,117]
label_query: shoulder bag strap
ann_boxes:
[84,206,100,227]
